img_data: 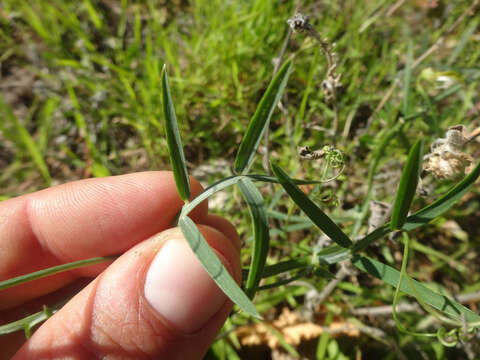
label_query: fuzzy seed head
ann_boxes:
[423,125,473,180]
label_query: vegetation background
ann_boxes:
[1,0,480,359]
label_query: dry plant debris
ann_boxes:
[235,307,359,349]
[423,125,477,180]
[287,13,342,136]
[368,200,392,233]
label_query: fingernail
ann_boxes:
[144,239,229,334]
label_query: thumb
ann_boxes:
[14,224,241,360]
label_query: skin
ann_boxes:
[0,171,242,359]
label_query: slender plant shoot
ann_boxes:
[161,65,191,201]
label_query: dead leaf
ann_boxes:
[235,307,360,349]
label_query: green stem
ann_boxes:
[0,256,117,291]
[392,233,436,337]
[350,122,403,238]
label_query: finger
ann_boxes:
[0,172,207,309]
[13,225,241,360]
[0,279,91,360]
[201,214,241,252]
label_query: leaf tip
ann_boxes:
[161,64,168,84]
[253,312,263,320]
[270,163,281,176]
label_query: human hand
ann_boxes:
[0,172,241,359]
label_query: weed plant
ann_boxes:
[1,1,480,358]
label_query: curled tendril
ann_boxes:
[320,146,345,182]
[298,145,345,182]
[436,327,458,347]
[458,320,479,342]
[323,146,344,168]
[315,189,339,207]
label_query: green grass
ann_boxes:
[1,0,480,358]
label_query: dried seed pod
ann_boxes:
[286,13,312,34]
[298,146,326,160]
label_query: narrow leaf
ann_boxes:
[317,244,351,265]
[313,267,336,279]
[272,164,353,248]
[351,224,390,253]
[181,176,246,219]
[352,255,480,322]
[246,258,310,279]
[179,216,260,319]
[181,174,322,219]
[234,59,293,173]
[161,65,191,201]
[391,139,424,230]
[402,160,480,231]
[257,267,312,291]
[238,179,270,298]
[248,174,323,185]
[353,160,480,252]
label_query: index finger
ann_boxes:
[0,171,208,309]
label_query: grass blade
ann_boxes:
[179,216,260,319]
[391,139,424,230]
[271,164,353,248]
[234,59,293,174]
[16,123,52,186]
[37,97,59,155]
[447,17,479,65]
[238,179,270,299]
[352,254,480,323]
[65,82,110,177]
[0,95,52,186]
[431,83,464,104]
[402,40,413,116]
[161,65,191,201]
[83,0,103,30]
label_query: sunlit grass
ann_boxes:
[1,1,480,358]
